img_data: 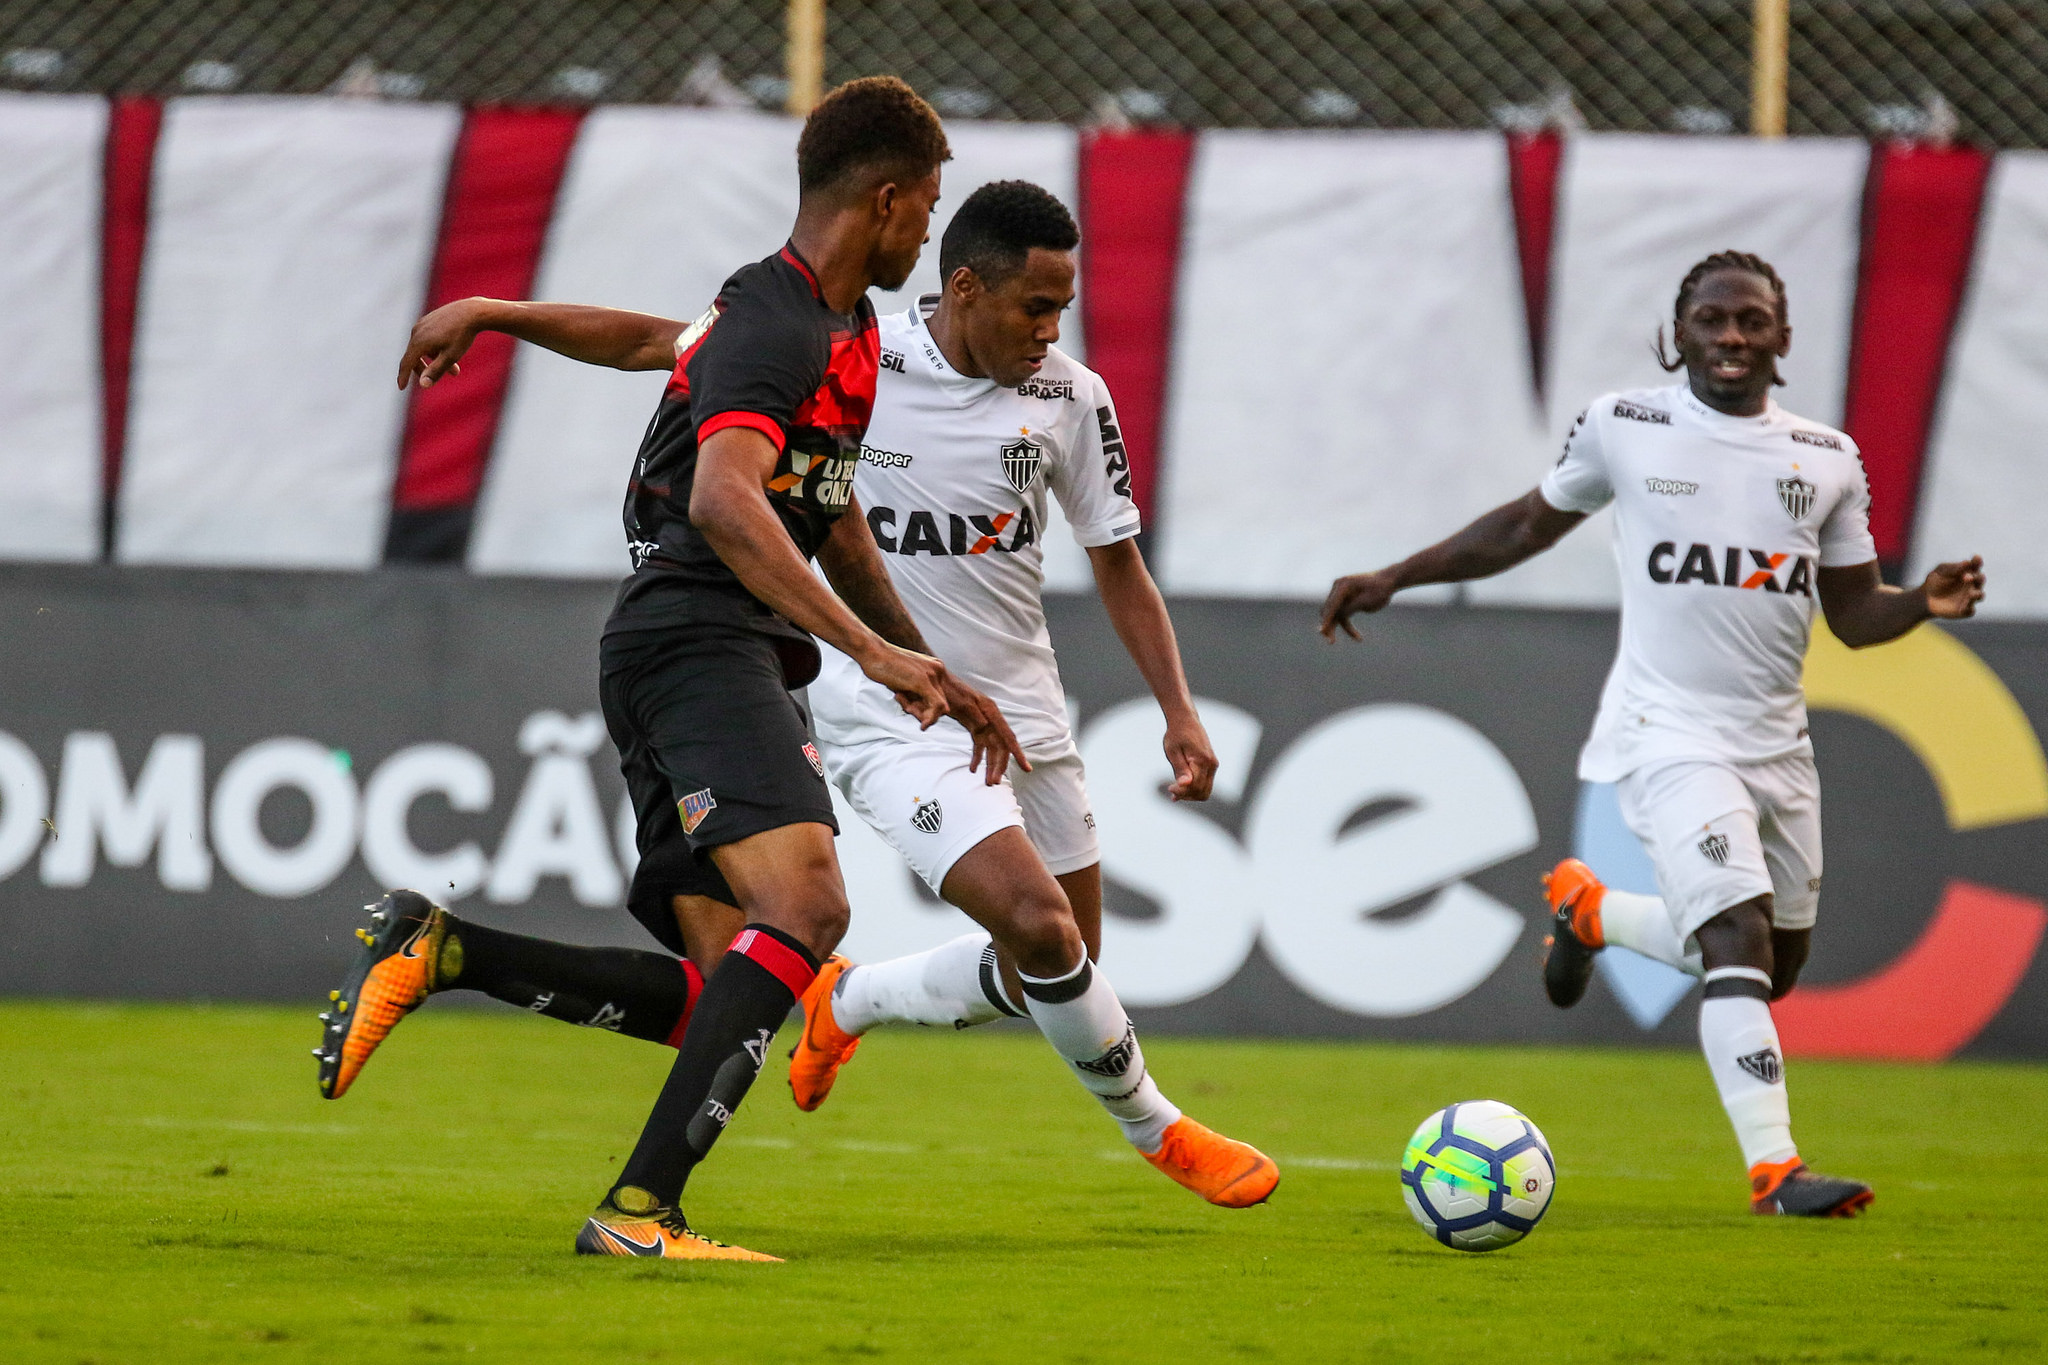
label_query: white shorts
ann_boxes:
[1616,754,1823,939]
[824,734,1100,893]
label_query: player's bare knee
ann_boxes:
[741,871,849,954]
[1001,889,1085,979]
[1696,898,1774,973]
[800,886,853,951]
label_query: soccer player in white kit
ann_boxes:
[785,183,1270,1199]
[1320,252,1986,1217]
[384,180,1278,1210]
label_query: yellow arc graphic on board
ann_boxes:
[1803,623,2048,831]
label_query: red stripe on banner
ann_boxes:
[387,106,583,558]
[1841,142,1992,572]
[1505,130,1564,397]
[729,927,818,1000]
[100,96,163,558]
[1078,129,1196,525]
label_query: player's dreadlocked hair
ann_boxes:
[796,76,950,197]
[1654,250,1790,383]
[938,180,1081,286]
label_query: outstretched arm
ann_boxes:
[1088,539,1216,801]
[396,298,684,390]
[1319,488,1585,641]
[1818,556,1984,648]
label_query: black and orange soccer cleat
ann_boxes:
[314,889,448,1099]
[1540,858,1608,1009]
[787,955,861,1112]
[575,1188,781,1262]
[1142,1116,1280,1208]
[1750,1158,1874,1217]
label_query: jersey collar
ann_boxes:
[778,242,823,301]
[1676,382,1782,434]
[908,308,998,404]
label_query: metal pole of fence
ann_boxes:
[1751,0,1790,137]
[786,0,826,115]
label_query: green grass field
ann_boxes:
[3,1002,2043,1364]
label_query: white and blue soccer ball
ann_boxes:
[1400,1100,1555,1252]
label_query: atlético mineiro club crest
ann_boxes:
[1777,475,1816,521]
[1000,433,1043,493]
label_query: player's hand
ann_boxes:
[1161,713,1217,802]
[939,675,1031,785]
[397,298,490,390]
[1922,555,1985,619]
[1319,570,1399,642]
[859,642,951,730]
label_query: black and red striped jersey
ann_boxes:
[606,243,878,666]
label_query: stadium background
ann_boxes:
[2,0,2045,1062]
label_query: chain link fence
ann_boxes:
[3,0,2043,147]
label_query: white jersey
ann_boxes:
[809,304,1142,758]
[1539,383,1877,781]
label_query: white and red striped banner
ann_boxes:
[0,94,106,562]
[470,107,798,578]
[1,94,2039,615]
[119,97,459,568]
[1160,130,1544,602]
[1912,152,2048,616]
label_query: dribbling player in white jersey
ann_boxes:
[386,180,1278,1210]
[1321,252,1986,1217]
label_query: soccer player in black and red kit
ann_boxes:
[316,77,1025,1261]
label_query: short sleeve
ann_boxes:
[1538,406,1614,514]
[1051,374,1144,546]
[1818,450,1880,567]
[686,279,825,452]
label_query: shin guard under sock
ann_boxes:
[1018,958,1181,1154]
[1699,970,1797,1168]
[440,916,701,1045]
[614,924,818,1206]
[1600,890,1705,977]
[833,932,1021,1034]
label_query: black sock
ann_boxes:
[440,916,702,1046]
[613,924,818,1207]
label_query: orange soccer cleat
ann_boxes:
[1541,858,1608,1009]
[1142,1116,1280,1208]
[575,1188,781,1262]
[1750,1157,1875,1217]
[314,890,448,1099]
[787,955,861,1112]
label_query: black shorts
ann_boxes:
[600,624,837,954]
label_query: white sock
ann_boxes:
[1601,889,1704,977]
[1698,975,1798,1169]
[1018,958,1182,1154]
[831,933,1021,1035]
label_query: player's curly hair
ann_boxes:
[938,180,1081,286]
[1654,250,1790,383]
[797,76,950,197]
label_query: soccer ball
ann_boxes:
[1400,1099,1555,1252]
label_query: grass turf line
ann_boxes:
[1,1002,2043,1364]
